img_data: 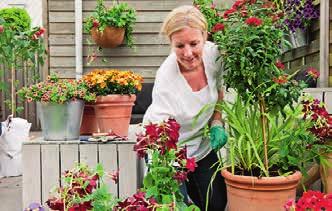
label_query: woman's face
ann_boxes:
[170,27,205,72]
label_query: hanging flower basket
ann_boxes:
[91,26,125,48]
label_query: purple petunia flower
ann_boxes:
[24,202,45,211]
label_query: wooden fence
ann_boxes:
[0,62,43,130]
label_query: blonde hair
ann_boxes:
[160,5,208,39]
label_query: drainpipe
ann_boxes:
[319,0,329,87]
[75,0,83,79]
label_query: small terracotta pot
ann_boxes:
[80,104,99,135]
[94,94,136,136]
[91,26,125,48]
[221,169,302,211]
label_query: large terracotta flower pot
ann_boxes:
[221,169,302,211]
[94,94,136,136]
[91,26,125,48]
[80,104,99,135]
[320,139,332,193]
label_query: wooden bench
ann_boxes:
[22,136,144,208]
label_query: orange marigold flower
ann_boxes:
[273,75,288,84]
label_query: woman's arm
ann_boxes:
[210,88,224,124]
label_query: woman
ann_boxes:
[143,5,227,211]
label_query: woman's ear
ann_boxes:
[202,31,208,41]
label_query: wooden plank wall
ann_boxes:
[330,0,332,86]
[48,0,192,82]
[22,141,143,209]
[0,62,42,130]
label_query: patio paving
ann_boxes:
[0,176,22,211]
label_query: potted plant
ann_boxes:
[18,73,96,141]
[194,0,332,210]
[84,0,136,48]
[301,95,332,193]
[0,7,46,117]
[46,163,119,211]
[283,0,319,48]
[115,119,199,210]
[82,69,143,136]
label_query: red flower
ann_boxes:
[210,3,216,9]
[0,25,4,33]
[275,60,285,70]
[306,67,320,79]
[211,23,225,33]
[92,19,99,28]
[224,8,236,19]
[167,118,180,131]
[173,171,188,182]
[109,170,119,184]
[145,122,159,140]
[232,0,245,10]
[245,17,263,26]
[46,197,64,211]
[248,0,256,4]
[185,157,197,172]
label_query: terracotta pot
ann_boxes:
[91,26,125,48]
[94,94,136,136]
[80,104,99,135]
[221,169,302,211]
[320,140,332,193]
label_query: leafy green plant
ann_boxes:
[0,9,46,116]
[0,7,31,31]
[122,119,200,210]
[200,0,311,176]
[194,0,331,178]
[46,163,119,211]
[193,0,224,35]
[84,0,136,48]
[218,95,331,177]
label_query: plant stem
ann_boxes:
[11,52,15,117]
[259,97,269,175]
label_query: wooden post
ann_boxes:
[319,0,329,87]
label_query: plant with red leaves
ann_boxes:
[132,119,199,210]
[284,190,332,211]
[301,95,332,141]
[46,163,119,211]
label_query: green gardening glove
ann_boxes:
[209,120,228,152]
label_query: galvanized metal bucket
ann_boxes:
[37,100,84,141]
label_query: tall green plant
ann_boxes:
[0,10,46,116]
[210,0,308,174]
[217,95,331,177]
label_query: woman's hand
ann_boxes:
[209,120,228,151]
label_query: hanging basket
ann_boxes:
[91,26,125,48]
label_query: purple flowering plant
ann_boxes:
[284,0,319,32]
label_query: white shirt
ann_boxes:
[143,41,221,161]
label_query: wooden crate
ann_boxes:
[22,139,144,208]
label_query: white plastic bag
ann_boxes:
[0,116,31,177]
